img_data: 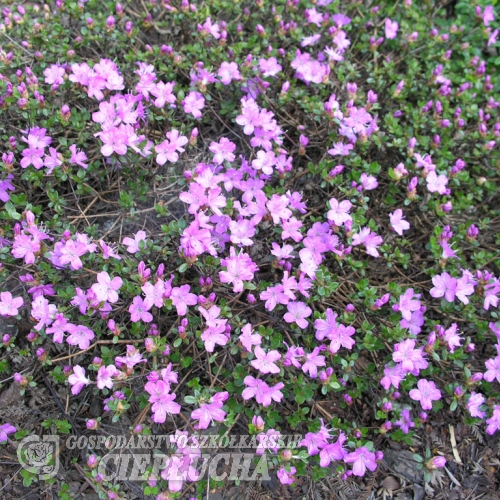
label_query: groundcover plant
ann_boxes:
[0,0,499,498]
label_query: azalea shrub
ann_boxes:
[0,0,499,497]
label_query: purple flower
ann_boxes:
[0,423,16,443]
[394,409,415,434]
[344,446,377,476]
[467,392,486,419]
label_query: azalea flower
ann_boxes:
[251,347,281,374]
[389,209,410,235]
[182,91,205,118]
[91,271,123,304]
[327,198,352,226]
[122,231,147,254]
[302,347,326,378]
[170,285,198,316]
[68,365,91,395]
[426,170,448,194]
[409,379,442,410]
[239,324,262,352]
[66,324,95,350]
[277,465,296,485]
[385,18,399,39]
[484,349,500,383]
[344,446,377,476]
[97,364,119,390]
[191,392,228,430]
[467,392,486,419]
[0,423,16,444]
[0,292,24,317]
[394,409,415,434]
[284,301,312,329]
[486,405,500,435]
[219,247,259,293]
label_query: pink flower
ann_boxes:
[398,289,421,321]
[381,364,407,390]
[266,194,292,223]
[144,380,181,423]
[44,64,65,85]
[0,423,16,444]
[360,173,378,190]
[385,18,399,39]
[486,405,500,435]
[430,272,457,302]
[191,392,228,430]
[344,446,377,477]
[97,364,119,390]
[69,144,88,169]
[427,456,447,469]
[229,218,255,246]
[352,227,383,257]
[302,347,326,378]
[142,280,166,309]
[392,339,424,372]
[259,57,282,77]
[156,129,188,165]
[389,209,410,235]
[326,198,352,227]
[218,61,242,85]
[0,292,24,317]
[0,174,15,202]
[467,392,486,419]
[129,296,153,323]
[484,351,500,383]
[426,170,448,194]
[115,345,146,372]
[182,91,205,118]
[483,6,495,26]
[95,126,128,156]
[219,247,259,293]
[151,81,176,108]
[68,365,90,395]
[328,142,353,156]
[319,432,347,466]
[31,295,57,331]
[209,137,236,165]
[122,231,147,254]
[170,285,198,316]
[66,324,95,350]
[277,466,296,485]
[239,324,262,352]
[409,379,442,410]
[443,323,462,353]
[284,301,312,329]
[251,346,281,374]
[394,409,415,434]
[242,376,284,407]
[91,271,122,304]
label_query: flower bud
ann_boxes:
[87,419,99,430]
